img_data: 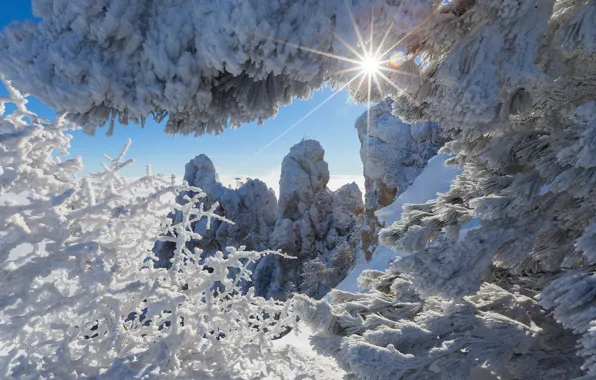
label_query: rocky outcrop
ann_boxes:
[270,140,334,259]
[254,140,363,299]
[153,154,277,268]
[154,103,440,296]
[356,99,442,260]
[154,141,364,300]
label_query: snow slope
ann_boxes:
[335,154,460,293]
[375,154,461,226]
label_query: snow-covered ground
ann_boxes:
[270,324,345,379]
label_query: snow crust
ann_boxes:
[375,154,461,226]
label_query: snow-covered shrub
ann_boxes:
[0,77,296,379]
[153,154,278,274]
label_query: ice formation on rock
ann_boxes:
[155,141,363,299]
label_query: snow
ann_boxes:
[0,0,430,136]
[355,99,442,258]
[356,99,442,212]
[335,153,460,293]
[3,0,595,377]
[154,154,277,269]
[334,245,398,293]
[156,141,364,299]
[270,324,345,379]
[375,154,461,225]
[218,171,365,199]
[459,218,481,241]
[259,140,364,298]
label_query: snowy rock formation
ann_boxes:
[255,140,363,299]
[356,99,442,260]
[154,154,277,268]
[155,141,363,300]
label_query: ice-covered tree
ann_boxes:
[153,154,278,272]
[0,77,302,379]
[0,0,428,136]
[295,1,596,378]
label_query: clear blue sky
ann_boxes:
[0,2,367,193]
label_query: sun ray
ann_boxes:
[350,71,369,100]
[344,0,367,53]
[247,1,422,168]
[360,56,380,74]
[373,0,411,59]
[243,72,364,166]
[369,3,374,58]
[376,70,404,93]
[373,70,386,99]
[334,33,366,62]
[378,11,438,60]
[378,65,419,78]
[374,17,396,59]
[332,66,363,77]
[365,70,372,168]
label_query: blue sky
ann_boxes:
[0,2,368,194]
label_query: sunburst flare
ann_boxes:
[244,1,416,167]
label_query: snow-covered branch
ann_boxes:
[0,0,429,136]
[0,79,297,378]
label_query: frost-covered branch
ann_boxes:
[295,1,596,378]
[0,0,429,136]
[0,79,298,379]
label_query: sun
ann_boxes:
[246,2,416,166]
[360,55,381,75]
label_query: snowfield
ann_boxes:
[270,325,345,379]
